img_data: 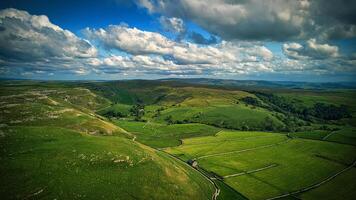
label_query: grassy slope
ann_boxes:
[0,83,215,200]
[0,126,214,200]
[290,130,330,140]
[85,81,286,131]
[114,120,221,148]
[279,90,356,126]
[291,127,356,146]
[327,127,356,146]
[156,104,284,130]
[97,103,132,116]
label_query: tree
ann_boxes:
[130,104,145,121]
[263,116,275,131]
[164,115,173,125]
[241,97,262,107]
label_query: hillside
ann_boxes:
[0,81,215,200]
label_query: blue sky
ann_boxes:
[0,0,355,82]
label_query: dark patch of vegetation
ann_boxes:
[102,110,126,118]
[130,104,145,121]
[313,103,351,120]
[240,96,262,107]
[254,92,351,121]
[164,115,174,125]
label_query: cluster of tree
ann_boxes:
[240,96,263,107]
[153,107,164,118]
[254,92,351,121]
[163,115,193,125]
[130,104,145,121]
[312,103,351,120]
[164,115,174,125]
[102,110,126,118]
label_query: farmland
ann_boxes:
[166,131,356,199]
[1,79,355,199]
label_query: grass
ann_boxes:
[97,103,132,116]
[222,139,355,199]
[113,120,221,148]
[0,84,216,200]
[279,91,356,126]
[0,126,214,200]
[214,179,248,200]
[327,127,356,146]
[300,168,356,199]
[279,91,356,111]
[157,104,284,130]
[166,131,287,160]
[166,131,356,200]
[289,127,356,146]
[290,130,330,140]
[1,80,356,200]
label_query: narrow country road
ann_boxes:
[156,148,220,200]
[127,130,220,200]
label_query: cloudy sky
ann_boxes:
[0,0,355,81]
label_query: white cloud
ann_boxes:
[159,16,185,34]
[282,43,308,60]
[84,24,273,67]
[306,39,339,58]
[0,8,98,77]
[0,8,97,61]
[283,39,339,60]
[84,25,174,55]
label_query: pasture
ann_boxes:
[166,131,356,199]
[113,120,221,148]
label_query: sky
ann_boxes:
[0,0,355,82]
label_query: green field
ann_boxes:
[156,105,284,131]
[1,79,356,200]
[166,131,356,200]
[114,120,221,148]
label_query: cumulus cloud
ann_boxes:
[159,16,185,35]
[136,0,356,41]
[0,8,354,80]
[82,23,279,75]
[84,24,273,66]
[83,25,174,55]
[283,39,339,60]
[0,8,97,76]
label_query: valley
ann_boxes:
[0,79,355,200]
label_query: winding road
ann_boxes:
[127,130,220,200]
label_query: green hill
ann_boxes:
[0,82,215,200]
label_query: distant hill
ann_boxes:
[160,78,356,90]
